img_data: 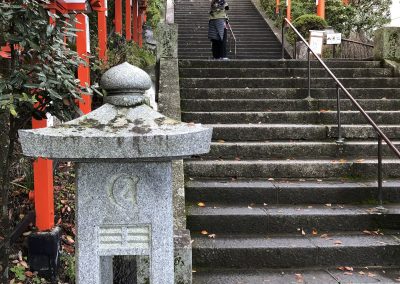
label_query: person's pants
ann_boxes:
[211,29,227,59]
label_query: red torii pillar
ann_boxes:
[96,0,107,61]
[133,0,139,43]
[76,13,91,114]
[31,2,93,231]
[31,8,58,231]
[286,0,291,22]
[115,0,123,34]
[316,0,325,19]
[276,0,280,14]
[126,0,132,40]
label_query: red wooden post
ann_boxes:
[138,12,143,47]
[76,13,91,114]
[126,0,132,40]
[276,0,280,14]
[316,0,325,19]
[97,0,107,61]
[286,0,291,21]
[115,0,123,34]
[342,0,349,5]
[32,117,55,231]
[32,8,57,231]
[133,0,139,43]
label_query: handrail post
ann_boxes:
[281,20,285,59]
[294,36,297,59]
[378,135,383,206]
[336,85,344,144]
[307,49,311,98]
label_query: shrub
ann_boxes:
[287,14,328,44]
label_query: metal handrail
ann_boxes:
[226,21,237,59]
[342,38,374,48]
[281,18,400,207]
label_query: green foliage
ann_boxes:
[0,1,89,121]
[107,33,156,68]
[349,0,391,39]
[260,0,386,39]
[10,264,26,281]
[324,0,355,36]
[61,253,75,283]
[288,14,328,44]
[147,0,164,29]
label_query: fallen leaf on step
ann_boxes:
[358,271,365,275]
[317,179,323,182]
[312,228,318,235]
[394,277,400,282]
[367,272,377,277]
[217,139,225,143]
[356,159,365,163]
[320,109,329,113]
[187,122,196,127]
[299,179,306,182]
[325,203,332,207]
[192,270,197,273]
[337,266,352,271]
[20,260,29,269]
[208,234,216,238]
[339,159,347,163]
[363,230,372,235]
[268,178,274,181]
[248,205,253,209]
[25,271,33,278]
[200,230,208,235]
[307,206,313,209]
[295,273,304,283]
[197,202,206,207]
[235,157,241,161]
[301,229,306,236]
[263,203,268,206]
[320,234,328,238]
[344,272,353,275]
[334,240,342,245]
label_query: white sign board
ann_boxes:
[326,33,342,45]
[309,30,324,55]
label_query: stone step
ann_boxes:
[184,158,400,178]
[187,204,400,234]
[182,111,400,125]
[192,232,400,268]
[181,99,400,112]
[207,124,400,141]
[204,141,400,159]
[180,88,400,100]
[178,59,383,69]
[178,43,281,49]
[192,267,400,283]
[178,47,282,52]
[185,178,400,204]
[178,51,282,57]
[179,67,394,78]
[180,77,400,89]
[179,54,283,59]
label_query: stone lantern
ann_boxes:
[19,62,212,283]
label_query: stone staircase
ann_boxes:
[179,59,400,283]
[175,0,282,59]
